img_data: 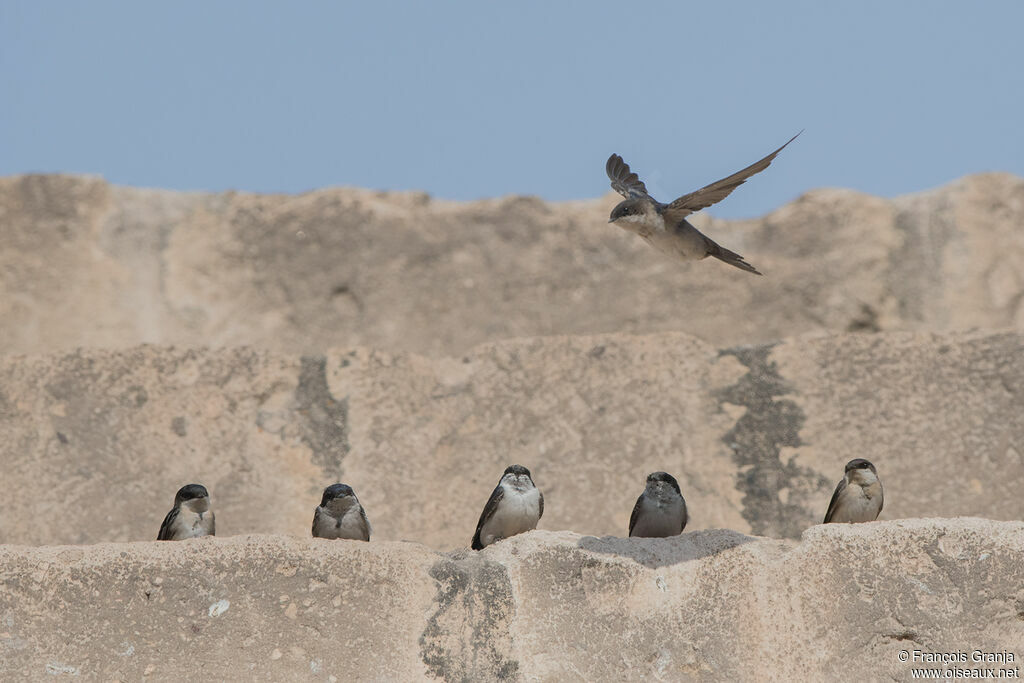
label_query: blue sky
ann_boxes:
[2,1,1022,218]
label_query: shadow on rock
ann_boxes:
[577,529,758,568]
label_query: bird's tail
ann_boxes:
[705,238,762,275]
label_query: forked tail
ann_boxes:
[705,238,762,275]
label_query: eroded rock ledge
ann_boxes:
[1,331,1022,548]
[1,519,1021,680]
[2,172,1023,356]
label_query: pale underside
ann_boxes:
[478,485,542,547]
[825,475,883,523]
[616,213,709,261]
[312,501,371,540]
[163,504,215,540]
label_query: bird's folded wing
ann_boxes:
[471,485,505,549]
[157,507,178,540]
[822,478,846,524]
[360,506,372,540]
[627,494,644,536]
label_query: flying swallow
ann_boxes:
[312,483,371,541]
[629,471,688,538]
[157,483,215,541]
[472,464,543,550]
[823,458,883,523]
[606,133,800,274]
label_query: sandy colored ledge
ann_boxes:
[1,519,1021,680]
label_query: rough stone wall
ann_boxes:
[1,331,1020,548]
[1,521,1021,681]
[2,173,1023,357]
[3,174,1024,681]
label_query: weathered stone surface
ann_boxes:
[3,173,1023,679]
[0,520,1021,681]
[1,331,1020,548]
[2,173,1024,357]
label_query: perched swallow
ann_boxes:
[605,133,800,275]
[157,484,215,541]
[311,483,371,541]
[471,464,543,550]
[628,472,688,538]
[823,458,884,523]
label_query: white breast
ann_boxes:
[170,508,214,540]
[313,505,369,540]
[617,213,666,239]
[479,486,541,546]
[831,482,883,523]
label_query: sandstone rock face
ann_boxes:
[1,521,1021,681]
[3,174,1024,681]
[1,332,1020,548]
[2,173,1024,357]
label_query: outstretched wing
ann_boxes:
[471,485,505,550]
[606,154,652,200]
[822,478,846,524]
[663,132,800,222]
[157,507,179,541]
[628,494,644,537]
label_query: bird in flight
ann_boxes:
[605,132,800,275]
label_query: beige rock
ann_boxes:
[0,331,1020,548]
[0,520,1021,681]
[2,172,1024,680]
[2,174,1024,357]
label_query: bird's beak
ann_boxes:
[607,217,615,223]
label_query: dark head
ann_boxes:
[501,464,535,490]
[608,198,651,224]
[844,459,879,485]
[503,464,531,478]
[320,483,355,507]
[646,471,681,496]
[844,459,877,475]
[174,484,209,505]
